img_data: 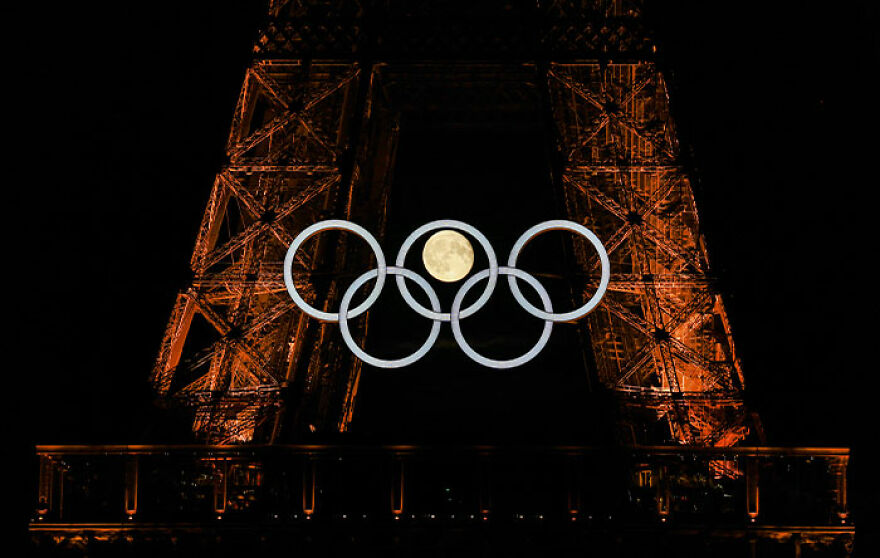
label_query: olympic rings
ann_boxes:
[284,219,608,369]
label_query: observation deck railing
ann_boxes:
[32,444,850,536]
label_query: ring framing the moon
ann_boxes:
[421,229,475,282]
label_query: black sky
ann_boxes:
[14,0,879,544]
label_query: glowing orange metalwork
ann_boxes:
[151,0,750,447]
[548,62,749,446]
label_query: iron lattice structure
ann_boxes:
[150,58,368,442]
[151,0,749,447]
[548,63,748,446]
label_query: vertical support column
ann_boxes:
[833,458,849,523]
[57,461,65,520]
[656,463,670,522]
[390,456,405,519]
[746,457,760,523]
[303,456,317,518]
[478,454,491,521]
[36,455,53,520]
[124,456,139,518]
[213,460,228,517]
[566,453,582,521]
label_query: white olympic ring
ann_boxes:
[395,220,498,321]
[283,220,386,322]
[507,220,610,322]
[283,219,608,369]
[451,267,554,369]
[339,267,442,369]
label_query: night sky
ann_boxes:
[15,0,878,545]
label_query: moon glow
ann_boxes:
[422,230,474,282]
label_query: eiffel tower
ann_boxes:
[149,0,751,447]
[32,3,857,555]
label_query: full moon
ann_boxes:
[422,230,474,282]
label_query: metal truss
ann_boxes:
[256,0,652,61]
[152,0,753,448]
[547,62,749,446]
[151,60,367,442]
